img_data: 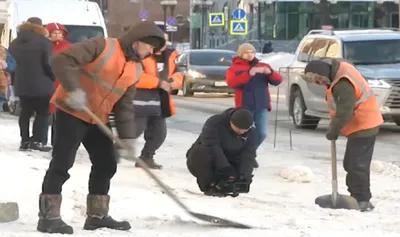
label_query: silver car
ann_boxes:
[281,29,400,129]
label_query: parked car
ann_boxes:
[172,49,235,96]
[281,28,400,129]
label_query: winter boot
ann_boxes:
[135,157,163,169]
[358,201,375,212]
[253,159,259,168]
[83,195,131,231]
[19,141,31,151]
[37,194,73,234]
[29,142,52,152]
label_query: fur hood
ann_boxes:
[17,22,49,37]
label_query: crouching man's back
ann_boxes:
[186,107,256,197]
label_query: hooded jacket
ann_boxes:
[9,22,55,97]
[51,21,165,139]
[188,108,257,176]
[45,22,71,114]
[226,57,282,111]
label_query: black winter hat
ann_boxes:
[304,60,331,79]
[27,17,43,26]
[139,36,165,50]
[230,108,253,130]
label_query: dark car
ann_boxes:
[173,49,235,97]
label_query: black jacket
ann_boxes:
[9,23,55,97]
[191,108,257,175]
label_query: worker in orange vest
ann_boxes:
[127,33,183,169]
[38,21,165,235]
[303,59,383,212]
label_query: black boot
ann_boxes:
[19,141,31,151]
[358,201,375,212]
[135,157,162,169]
[83,195,131,231]
[29,142,52,152]
[37,194,73,234]
[253,159,259,168]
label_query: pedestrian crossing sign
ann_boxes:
[230,20,248,36]
[208,12,225,27]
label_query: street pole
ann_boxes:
[170,5,175,43]
[200,1,204,49]
[257,3,261,42]
[162,5,168,30]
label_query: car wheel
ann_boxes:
[182,78,194,97]
[290,89,319,129]
[170,89,179,95]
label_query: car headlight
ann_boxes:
[366,78,391,89]
[187,69,206,79]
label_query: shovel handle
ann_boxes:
[331,140,339,196]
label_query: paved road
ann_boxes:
[169,89,400,164]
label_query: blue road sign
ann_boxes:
[230,20,248,36]
[232,8,246,20]
[167,16,176,25]
[139,10,148,20]
[208,12,225,26]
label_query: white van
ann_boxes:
[0,0,107,114]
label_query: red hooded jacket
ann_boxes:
[225,57,282,111]
[45,23,71,113]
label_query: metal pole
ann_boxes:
[200,2,204,49]
[162,5,168,30]
[170,5,175,43]
[257,4,262,41]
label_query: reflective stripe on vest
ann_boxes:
[133,100,161,106]
[327,72,374,110]
[78,43,142,95]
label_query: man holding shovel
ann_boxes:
[38,21,165,234]
[303,59,383,212]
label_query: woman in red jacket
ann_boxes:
[45,22,71,146]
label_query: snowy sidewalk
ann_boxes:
[0,115,400,236]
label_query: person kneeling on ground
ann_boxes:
[186,107,256,197]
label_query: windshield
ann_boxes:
[63,25,105,43]
[189,51,235,66]
[343,40,400,65]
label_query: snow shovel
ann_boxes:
[83,106,252,229]
[315,140,359,210]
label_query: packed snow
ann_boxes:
[279,165,315,183]
[1,110,400,237]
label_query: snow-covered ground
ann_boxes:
[1,111,400,237]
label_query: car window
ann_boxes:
[176,53,187,65]
[189,51,235,66]
[325,40,340,58]
[297,38,315,62]
[310,38,330,60]
[343,39,400,65]
[63,25,105,43]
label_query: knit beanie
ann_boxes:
[237,43,256,58]
[304,60,331,79]
[139,36,166,50]
[230,108,254,130]
[27,17,43,26]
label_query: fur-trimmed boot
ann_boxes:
[37,194,73,234]
[83,194,131,231]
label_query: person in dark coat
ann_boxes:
[8,17,55,152]
[186,107,256,197]
[262,41,273,54]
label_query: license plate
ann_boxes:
[214,81,227,87]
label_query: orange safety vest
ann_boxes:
[325,61,383,136]
[135,49,183,116]
[51,38,142,124]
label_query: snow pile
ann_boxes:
[371,160,400,177]
[261,52,295,71]
[279,165,315,183]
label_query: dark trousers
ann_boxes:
[134,116,167,159]
[18,96,50,143]
[50,114,56,146]
[41,110,117,195]
[186,144,215,192]
[343,135,376,202]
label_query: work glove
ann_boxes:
[215,166,236,182]
[117,139,136,161]
[325,127,339,141]
[65,89,87,110]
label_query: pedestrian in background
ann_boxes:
[9,17,54,152]
[225,43,283,168]
[45,22,71,146]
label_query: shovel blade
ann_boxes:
[315,193,359,210]
[189,211,252,229]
